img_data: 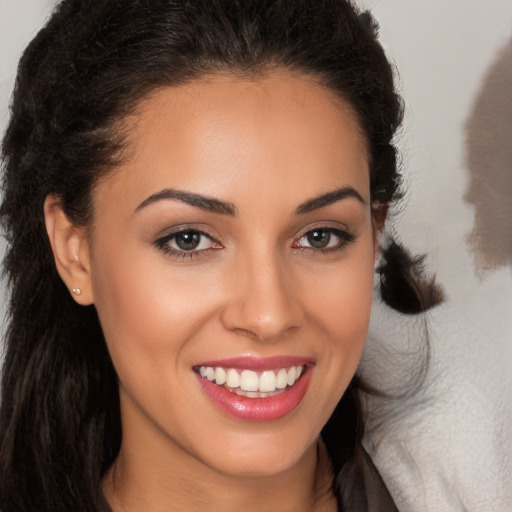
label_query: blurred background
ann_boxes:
[1,1,511,510]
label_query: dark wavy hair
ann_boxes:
[0,1,443,511]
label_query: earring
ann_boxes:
[72,288,82,296]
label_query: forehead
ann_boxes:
[95,71,370,213]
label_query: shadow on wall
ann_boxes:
[464,38,512,276]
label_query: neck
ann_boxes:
[103,433,336,512]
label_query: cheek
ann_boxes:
[323,282,373,377]
[304,242,375,388]
[307,246,375,339]
[89,242,222,378]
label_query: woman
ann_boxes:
[0,1,441,511]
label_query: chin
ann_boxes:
[195,427,317,479]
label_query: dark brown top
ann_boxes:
[336,447,398,511]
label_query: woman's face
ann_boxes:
[87,72,378,478]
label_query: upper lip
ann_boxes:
[194,355,315,371]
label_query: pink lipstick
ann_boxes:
[194,356,314,421]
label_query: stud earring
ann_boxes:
[72,288,82,296]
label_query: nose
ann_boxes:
[220,252,304,342]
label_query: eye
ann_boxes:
[305,229,332,249]
[294,227,355,252]
[170,231,208,251]
[155,229,221,258]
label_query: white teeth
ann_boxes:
[276,369,288,389]
[206,367,215,381]
[234,388,284,398]
[226,368,240,388]
[240,370,259,391]
[215,367,226,385]
[198,364,306,396]
[287,366,297,386]
[259,370,277,392]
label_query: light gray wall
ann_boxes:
[356,1,512,510]
[1,1,511,510]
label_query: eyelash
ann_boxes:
[154,226,356,260]
[154,228,221,260]
[292,226,356,254]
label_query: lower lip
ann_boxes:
[196,366,313,421]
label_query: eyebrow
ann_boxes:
[135,185,364,217]
[134,188,237,216]
[294,186,365,215]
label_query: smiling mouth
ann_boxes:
[195,365,307,398]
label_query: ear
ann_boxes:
[44,195,94,305]
[371,201,388,262]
